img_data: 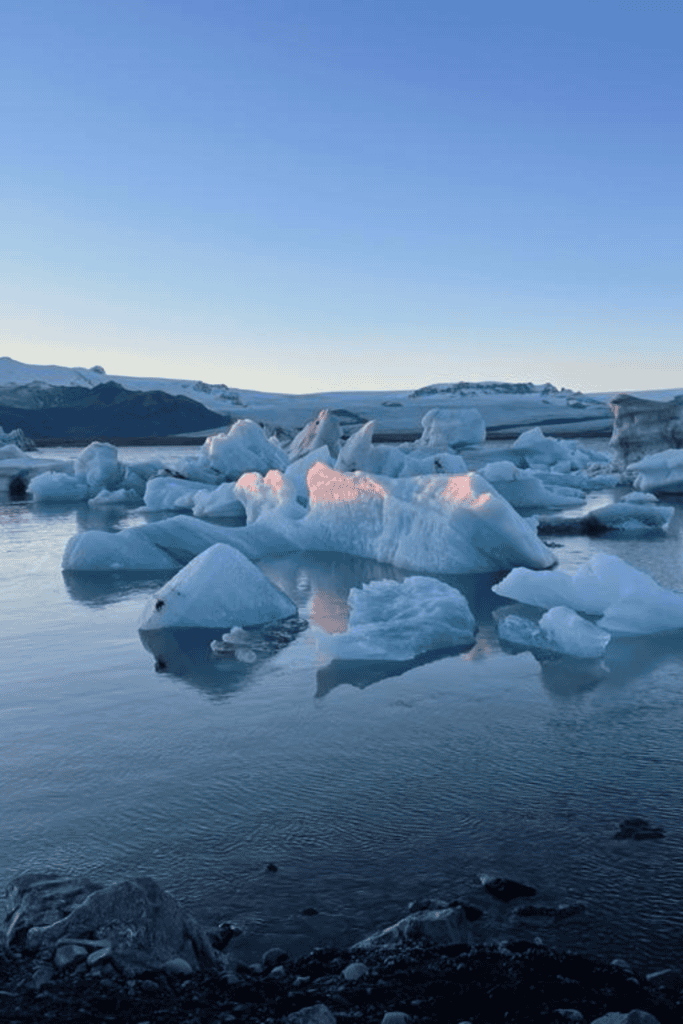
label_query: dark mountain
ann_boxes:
[0,381,230,441]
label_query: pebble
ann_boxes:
[381,1013,412,1024]
[481,876,537,902]
[163,957,193,976]
[285,1004,337,1024]
[589,1013,661,1024]
[610,958,634,974]
[555,1010,584,1022]
[54,943,88,969]
[262,946,288,970]
[342,961,368,982]
[269,965,287,980]
[86,946,111,967]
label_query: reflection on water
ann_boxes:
[64,571,173,606]
[316,643,475,697]
[139,628,259,698]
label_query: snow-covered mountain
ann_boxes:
[0,356,619,438]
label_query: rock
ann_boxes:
[352,905,476,950]
[555,1012,584,1022]
[53,942,88,969]
[481,877,537,902]
[381,1013,412,1024]
[301,907,319,916]
[611,958,635,974]
[6,872,218,975]
[269,964,287,980]
[86,945,111,966]
[609,392,683,467]
[266,862,278,872]
[31,964,54,990]
[163,957,194,976]
[342,961,368,981]
[207,921,241,951]
[262,947,289,970]
[613,818,664,840]
[644,968,683,990]
[407,898,448,913]
[449,900,484,921]
[285,1004,337,1024]
[516,904,557,917]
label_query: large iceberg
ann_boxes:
[63,464,557,575]
[610,392,683,467]
[316,575,476,661]
[498,606,611,659]
[292,464,557,574]
[493,553,683,636]
[138,543,297,630]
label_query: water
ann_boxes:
[3,443,683,970]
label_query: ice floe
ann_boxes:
[498,606,611,658]
[493,553,683,635]
[315,575,476,661]
[512,427,610,472]
[138,543,297,630]
[537,501,674,535]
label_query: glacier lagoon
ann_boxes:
[3,444,683,972]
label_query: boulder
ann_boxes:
[4,872,218,975]
[352,905,476,950]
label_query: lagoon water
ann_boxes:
[3,443,683,971]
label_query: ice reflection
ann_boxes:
[315,644,475,697]
[63,571,173,606]
[138,628,259,699]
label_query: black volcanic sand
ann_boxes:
[2,939,682,1024]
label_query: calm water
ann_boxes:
[3,443,683,970]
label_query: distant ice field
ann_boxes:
[3,442,683,972]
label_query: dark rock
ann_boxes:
[482,877,537,902]
[613,818,665,840]
[301,908,319,916]
[208,921,241,951]
[266,863,278,873]
[262,947,289,970]
[448,900,484,921]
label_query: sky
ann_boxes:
[1,0,682,395]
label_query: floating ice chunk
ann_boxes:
[138,543,297,630]
[63,529,181,570]
[288,409,341,460]
[0,443,26,461]
[191,482,243,518]
[298,464,556,574]
[29,471,90,502]
[398,451,467,477]
[143,477,216,511]
[538,502,674,535]
[418,407,486,447]
[480,461,585,509]
[75,442,125,495]
[284,445,335,502]
[316,575,476,661]
[494,552,683,635]
[234,470,304,524]
[511,428,600,470]
[170,453,221,485]
[619,491,659,503]
[201,420,288,479]
[87,487,141,505]
[629,449,683,493]
[498,606,610,658]
[492,554,653,616]
[533,470,623,491]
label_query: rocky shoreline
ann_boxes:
[2,872,682,1024]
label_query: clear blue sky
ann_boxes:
[1,0,681,394]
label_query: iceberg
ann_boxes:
[29,471,90,503]
[316,575,476,661]
[498,606,610,658]
[418,407,486,447]
[630,449,683,493]
[144,477,217,511]
[190,482,244,518]
[233,470,304,524]
[288,409,341,461]
[283,445,335,502]
[87,487,141,506]
[537,501,674,535]
[138,543,297,630]
[511,427,605,471]
[335,421,468,478]
[75,442,125,494]
[200,419,288,479]
[493,553,683,635]
[479,461,585,510]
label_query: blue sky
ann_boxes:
[1,0,681,393]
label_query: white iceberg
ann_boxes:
[630,449,683,493]
[511,427,605,470]
[87,487,141,506]
[138,543,297,630]
[200,420,288,479]
[29,471,90,503]
[418,407,486,447]
[75,442,125,494]
[493,553,683,636]
[498,606,611,658]
[191,482,244,518]
[63,529,182,570]
[288,409,341,461]
[283,445,335,502]
[335,422,406,476]
[234,470,304,524]
[479,461,585,509]
[296,464,557,574]
[619,491,659,503]
[316,575,476,661]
